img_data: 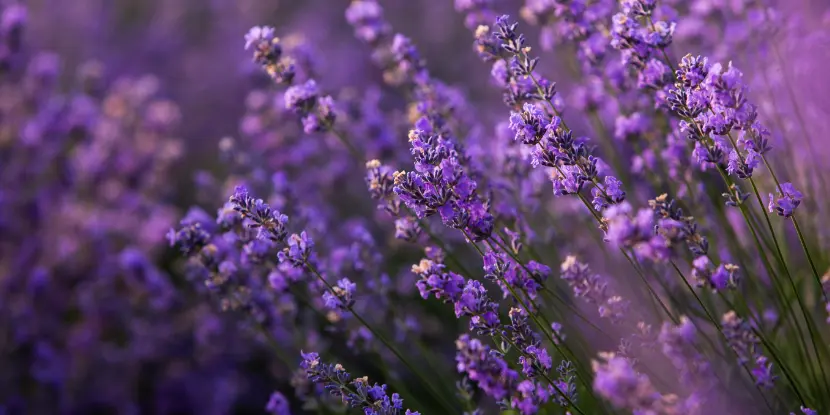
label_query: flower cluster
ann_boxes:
[592,352,699,413]
[657,317,712,387]
[393,127,494,241]
[483,250,550,300]
[301,352,420,415]
[768,182,803,218]
[245,27,337,134]
[455,335,560,414]
[559,256,628,322]
[721,311,777,388]
[611,0,676,70]
[475,15,629,216]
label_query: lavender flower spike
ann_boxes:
[229,185,289,243]
[244,26,295,84]
[767,182,803,218]
[300,352,421,414]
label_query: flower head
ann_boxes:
[767,183,802,218]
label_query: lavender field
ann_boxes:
[2,0,830,414]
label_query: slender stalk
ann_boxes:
[720,293,810,407]
[305,264,459,413]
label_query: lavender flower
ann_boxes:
[244,26,296,84]
[555,360,578,407]
[345,0,390,45]
[412,258,465,303]
[322,278,357,310]
[767,182,803,218]
[483,250,546,300]
[691,257,740,291]
[508,307,552,378]
[167,222,211,255]
[300,352,420,414]
[284,80,337,134]
[366,159,402,216]
[603,202,672,261]
[455,280,501,335]
[721,311,776,388]
[279,231,315,267]
[610,1,676,70]
[393,127,494,241]
[229,185,289,243]
[475,15,629,218]
[658,317,712,386]
[559,256,628,322]
[455,335,518,401]
[592,352,690,413]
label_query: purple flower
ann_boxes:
[229,186,290,243]
[365,160,401,215]
[767,182,803,218]
[301,352,419,414]
[322,278,357,310]
[244,25,295,84]
[279,232,315,267]
[167,223,211,255]
[676,54,709,89]
[604,203,672,262]
[751,356,776,389]
[455,335,518,401]
[393,217,422,242]
[560,256,628,322]
[455,280,500,335]
[658,317,711,386]
[412,258,464,302]
[508,103,554,145]
[551,165,585,196]
[592,352,685,413]
[483,251,542,300]
[345,0,390,44]
[507,307,551,377]
[518,344,552,380]
[593,353,653,408]
[726,148,760,178]
[395,123,494,241]
[691,256,739,291]
[721,311,776,388]
[591,176,626,211]
[284,79,319,114]
[265,391,291,415]
[638,59,671,89]
[301,95,336,133]
[244,26,276,50]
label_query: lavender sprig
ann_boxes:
[300,352,421,415]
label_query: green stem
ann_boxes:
[306,264,459,413]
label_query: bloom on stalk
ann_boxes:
[300,352,421,414]
[767,182,802,218]
[559,256,628,322]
